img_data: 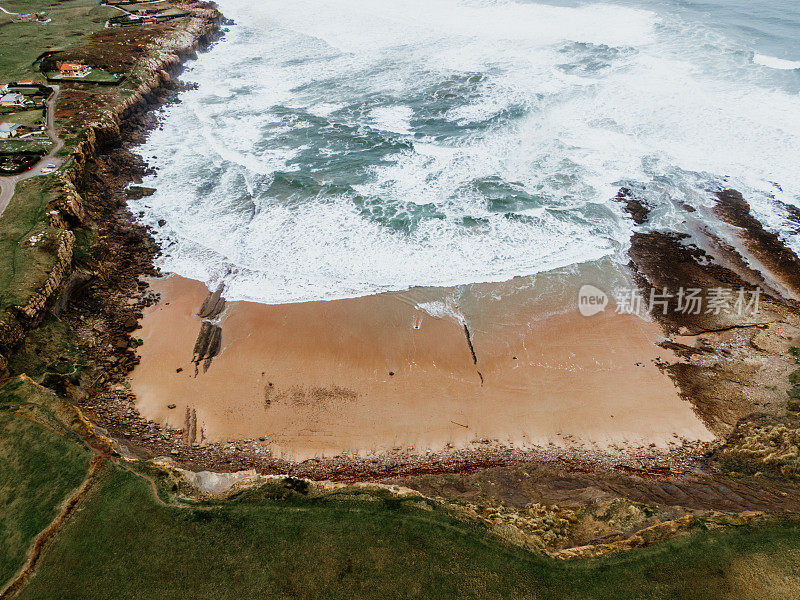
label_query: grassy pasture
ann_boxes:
[0,176,61,311]
[0,0,118,82]
[0,378,92,587]
[11,458,800,600]
[0,108,45,127]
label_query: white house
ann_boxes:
[0,92,26,107]
[0,123,21,138]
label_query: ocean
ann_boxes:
[132,0,800,305]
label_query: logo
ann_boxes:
[578,285,608,317]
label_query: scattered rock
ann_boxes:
[126,186,157,200]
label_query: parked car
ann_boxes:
[40,163,57,174]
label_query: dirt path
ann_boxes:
[0,85,65,216]
[0,398,187,599]
[0,456,102,600]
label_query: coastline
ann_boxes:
[0,2,225,374]
[1,0,798,490]
[129,273,713,460]
[90,174,800,482]
[3,4,800,595]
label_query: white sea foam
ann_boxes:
[132,0,800,304]
[369,106,414,135]
[753,53,800,70]
[416,298,466,324]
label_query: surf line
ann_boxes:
[462,323,484,385]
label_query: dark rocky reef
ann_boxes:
[618,185,800,443]
[714,189,800,298]
[616,186,651,225]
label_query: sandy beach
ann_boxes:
[129,275,713,461]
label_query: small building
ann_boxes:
[59,63,92,78]
[137,9,149,16]
[0,123,21,139]
[145,16,158,24]
[17,79,41,85]
[14,13,36,22]
[0,92,26,107]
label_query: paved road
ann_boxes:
[0,85,64,216]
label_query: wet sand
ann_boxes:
[130,275,714,461]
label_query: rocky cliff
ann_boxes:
[0,4,223,381]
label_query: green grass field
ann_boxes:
[9,457,800,600]
[0,378,92,586]
[0,139,52,153]
[0,108,45,127]
[0,0,118,82]
[0,176,62,311]
[6,314,87,386]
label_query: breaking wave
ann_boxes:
[133,0,800,304]
[753,53,800,70]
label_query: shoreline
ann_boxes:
[0,2,226,372]
[92,177,800,481]
[2,0,798,489]
[3,5,800,596]
[129,273,714,461]
[68,59,800,481]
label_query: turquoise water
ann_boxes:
[134,0,800,304]
[666,0,800,60]
[545,0,800,61]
